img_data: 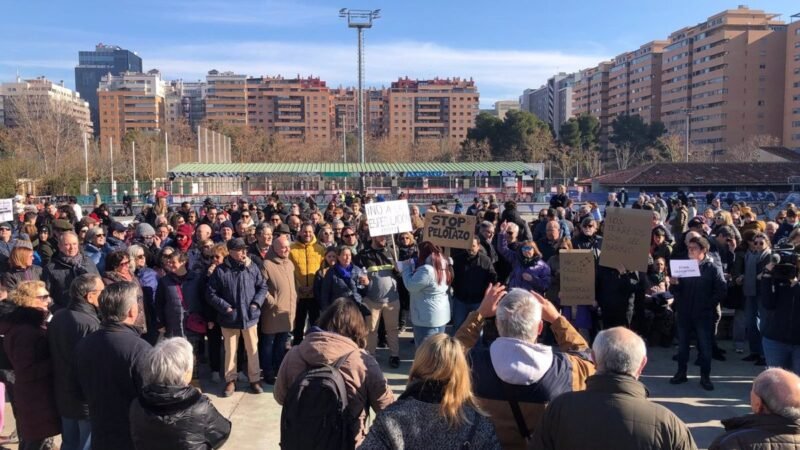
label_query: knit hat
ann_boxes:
[220,220,234,230]
[52,219,73,232]
[15,240,33,250]
[135,223,156,238]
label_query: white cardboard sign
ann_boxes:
[670,259,701,278]
[364,200,413,237]
[0,199,13,222]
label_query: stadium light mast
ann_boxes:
[339,8,380,165]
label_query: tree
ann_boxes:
[608,114,667,169]
[725,134,780,162]
[462,110,555,162]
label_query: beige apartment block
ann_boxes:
[0,76,93,135]
[573,63,612,141]
[607,41,667,125]
[98,70,166,148]
[660,6,786,152]
[494,100,520,119]
[786,19,800,150]
[205,70,248,126]
[331,87,386,139]
[385,77,479,144]
[249,76,332,144]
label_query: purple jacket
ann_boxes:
[498,232,551,294]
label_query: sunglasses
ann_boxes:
[242,214,250,218]
[342,233,356,238]
[506,231,515,235]
[521,246,534,252]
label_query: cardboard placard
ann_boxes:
[669,259,700,278]
[364,200,413,237]
[559,249,596,306]
[0,199,13,223]
[599,207,652,272]
[423,213,477,250]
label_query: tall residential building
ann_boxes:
[548,73,576,135]
[249,76,332,143]
[205,70,248,126]
[786,17,800,150]
[607,41,667,125]
[0,76,92,134]
[75,44,142,134]
[660,7,787,151]
[573,62,613,140]
[494,100,520,119]
[331,87,386,140]
[384,77,479,143]
[166,80,206,129]
[520,86,548,121]
[97,70,167,148]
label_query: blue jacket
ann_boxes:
[84,243,106,273]
[402,262,450,328]
[206,257,268,329]
[498,233,551,294]
[319,264,367,312]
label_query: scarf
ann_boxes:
[334,263,353,280]
[400,379,446,404]
[61,253,84,267]
[521,254,540,268]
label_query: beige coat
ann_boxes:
[260,249,297,334]
[274,331,394,446]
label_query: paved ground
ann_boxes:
[1,333,761,450]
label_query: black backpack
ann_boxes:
[280,350,358,450]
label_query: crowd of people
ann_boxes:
[0,187,797,449]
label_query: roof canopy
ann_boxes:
[169,162,540,178]
[579,162,800,187]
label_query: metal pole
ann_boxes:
[197,126,202,162]
[357,26,365,164]
[204,128,209,163]
[342,109,347,163]
[110,137,114,186]
[165,132,170,175]
[132,141,137,182]
[83,133,89,186]
[684,110,690,163]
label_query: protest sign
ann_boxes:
[599,207,652,272]
[0,199,13,222]
[423,213,476,250]
[559,249,596,306]
[669,259,701,278]
[364,200,412,236]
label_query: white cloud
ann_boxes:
[145,40,609,107]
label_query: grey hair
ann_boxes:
[592,328,647,377]
[753,368,800,420]
[59,231,78,243]
[69,273,102,303]
[496,288,542,342]
[143,337,193,386]
[331,219,344,228]
[506,222,519,234]
[99,281,140,323]
[479,221,495,231]
[85,227,103,243]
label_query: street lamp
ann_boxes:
[681,107,695,163]
[339,8,380,165]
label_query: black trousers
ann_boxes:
[292,298,321,345]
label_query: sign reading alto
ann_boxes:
[423,213,477,250]
[364,200,413,237]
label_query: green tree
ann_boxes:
[462,110,554,161]
[609,114,667,169]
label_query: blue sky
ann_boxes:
[1,0,798,107]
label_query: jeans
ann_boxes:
[61,417,92,450]
[745,295,763,355]
[733,309,747,351]
[451,298,480,335]
[676,314,714,376]
[259,332,290,377]
[762,337,800,375]
[292,298,320,345]
[413,326,447,348]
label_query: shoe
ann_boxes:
[211,372,221,383]
[712,350,726,361]
[389,356,400,368]
[742,353,760,362]
[264,374,277,385]
[222,381,236,397]
[250,382,264,394]
[755,357,767,366]
[669,372,688,384]
[377,340,388,349]
[700,377,714,391]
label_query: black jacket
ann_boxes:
[48,300,101,419]
[670,257,727,319]
[156,270,206,338]
[596,267,647,317]
[452,251,497,304]
[130,384,231,450]
[43,252,99,310]
[75,321,152,450]
[760,278,800,345]
[206,257,268,330]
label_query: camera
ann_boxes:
[768,244,800,282]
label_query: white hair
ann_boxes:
[753,368,800,420]
[593,328,647,377]
[144,337,194,386]
[495,288,542,342]
[506,223,519,234]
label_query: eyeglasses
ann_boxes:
[36,294,51,301]
[506,231,515,235]
[242,214,250,218]
[94,233,105,237]
[323,231,333,235]
[754,241,766,247]
[342,233,356,238]
[521,246,534,252]
[135,254,146,259]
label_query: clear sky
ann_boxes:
[1,0,798,107]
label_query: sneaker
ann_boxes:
[700,377,715,391]
[742,353,760,362]
[389,356,400,369]
[211,372,221,383]
[222,381,236,397]
[669,372,688,384]
[250,382,264,394]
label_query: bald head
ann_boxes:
[592,327,648,379]
[752,368,800,419]
[195,224,212,242]
[684,231,701,246]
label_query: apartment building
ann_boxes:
[384,77,479,143]
[0,76,93,135]
[331,87,386,138]
[249,76,332,143]
[98,70,167,147]
[573,63,613,140]
[607,41,667,125]
[786,18,800,150]
[165,80,206,129]
[205,70,248,126]
[494,100,520,119]
[548,73,576,136]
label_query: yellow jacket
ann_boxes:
[289,237,326,298]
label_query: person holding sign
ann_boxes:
[669,236,727,391]
[498,222,551,295]
[400,242,452,348]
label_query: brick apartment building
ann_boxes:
[0,76,93,135]
[97,70,166,148]
[786,18,800,150]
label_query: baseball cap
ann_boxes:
[0,222,11,230]
[110,222,127,233]
[227,237,247,251]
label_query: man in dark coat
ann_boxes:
[48,273,104,450]
[500,201,532,243]
[75,281,152,450]
[595,265,647,330]
[669,235,727,391]
[43,231,99,310]
[710,368,800,449]
[206,238,268,397]
[451,238,497,331]
[531,327,696,450]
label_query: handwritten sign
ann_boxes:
[559,250,596,306]
[0,199,13,222]
[670,259,701,278]
[423,213,476,250]
[599,207,652,272]
[364,200,412,237]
